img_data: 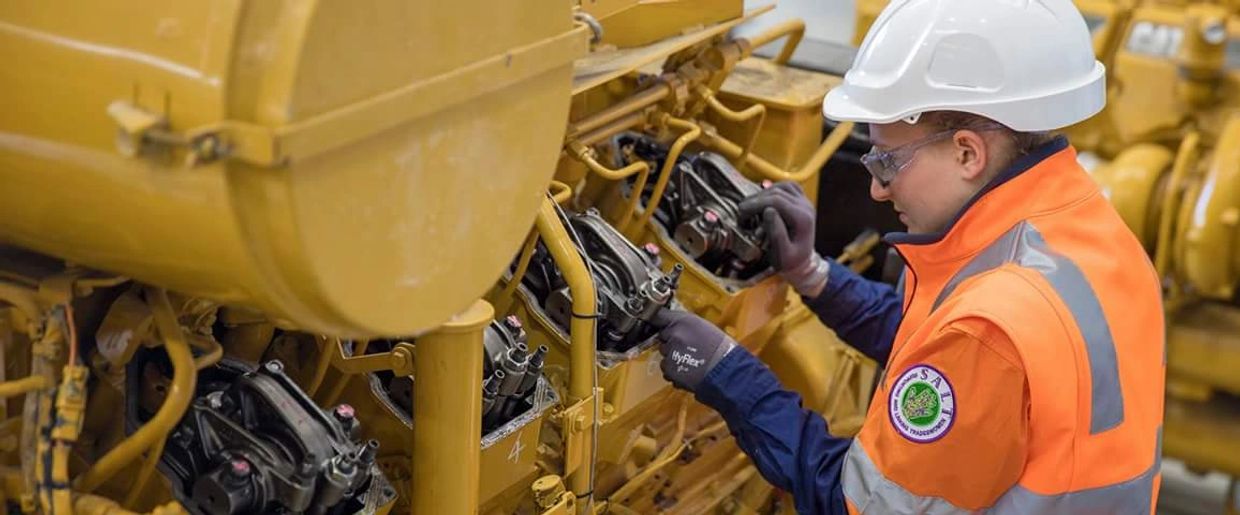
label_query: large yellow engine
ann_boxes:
[0,1,876,514]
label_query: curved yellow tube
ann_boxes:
[1156,131,1201,278]
[632,115,702,234]
[75,288,196,493]
[1182,117,1240,299]
[697,86,766,168]
[0,376,49,399]
[0,281,39,321]
[702,119,854,183]
[534,199,598,509]
[567,141,650,232]
[743,18,805,65]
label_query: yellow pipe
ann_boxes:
[411,299,492,515]
[578,111,649,147]
[76,288,197,493]
[567,83,671,139]
[632,115,702,235]
[122,439,165,508]
[566,140,650,232]
[1155,131,1201,277]
[189,335,223,370]
[743,18,805,65]
[74,493,186,515]
[697,86,766,168]
[0,281,39,321]
[0,376,49,399]
[702,120,854,182]
[495,229,541,315]
[306,335,335,396]
[549,179,573,205]
[533,199,597,508]
[534,199,598,402]
[318,339,370,407]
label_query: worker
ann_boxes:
[649,0,1166,512]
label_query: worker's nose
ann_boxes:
[870,177,891,202]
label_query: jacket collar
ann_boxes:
[885,136,1094,268]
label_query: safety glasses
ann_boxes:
[860,123,1005,187]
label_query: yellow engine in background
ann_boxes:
[0,1,877,514]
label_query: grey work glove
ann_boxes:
[650,308,737,392]
[738,181,829,297]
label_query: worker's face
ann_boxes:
[866,122,994,234]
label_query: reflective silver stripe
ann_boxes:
[844,429,1162,514]
[990,426,1162,513]
[842,441,974,514]
[930,222,1124,434]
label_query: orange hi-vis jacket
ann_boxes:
[841,138,1166,513]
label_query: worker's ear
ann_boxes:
[950,130,989,181]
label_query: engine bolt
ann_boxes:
[333,404,356,422]
[229,458,252,478]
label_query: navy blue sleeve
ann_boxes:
[696,348,851,515]
[801,259,902,363]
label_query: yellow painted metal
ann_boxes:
[532,475,576,514]
[566,139,651,234]
[596,0,742,49]
[0,376,48,400]
[570,5,773,95]
[0,3,886,512]
[631,115,702,238]
[713,58,842,203]
[760,296,877,437]
[76,288,196,494]
[1167,302,1240,397]
[637,222,789,350]
[1157,132,1202,280]
[1087,143,1173,250]
[1180,115,1240,300]
[744,19,806,66]
[1176,4,1230,108]
[1164,395,1240,476]
[0,0,585,338]
[852,0,886,46]
[532,199,599,510]
[412,300,492,515]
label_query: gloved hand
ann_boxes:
[650,307,737,392]
[738,181,830,297]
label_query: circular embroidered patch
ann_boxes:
[888,364,956,443]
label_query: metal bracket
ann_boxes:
[106,101,227,166]
[557,387,602,477]
[329,339,416,377]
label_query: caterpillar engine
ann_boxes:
[613,133,769,280]
[0,1,880,514]
[525,209,680,353]
[146,358,394,515]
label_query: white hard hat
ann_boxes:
[823,0,1106,131]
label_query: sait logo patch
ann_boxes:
[888,364,956,443]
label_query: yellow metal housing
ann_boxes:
[0,0,585,338]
